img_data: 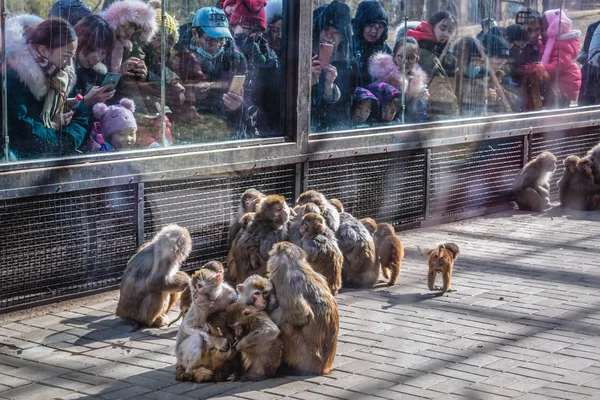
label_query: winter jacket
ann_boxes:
[351,0,392,87]
[580,21,600,106]
[577,19,600,64]
[455,69,522,117]
[540,32,582,102]
[368,52,428,123]
[72,61,108,98]
[4,18,88,160]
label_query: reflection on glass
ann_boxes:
[1,0,286,161]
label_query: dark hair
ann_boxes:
[74,15,115,56]
[427,11,456,29]
[516,8,541,25]
[481,17,496,29]
[268,12,283,27]
[27,17,77,49]
[392,36,418,54]
[505,24,528,42]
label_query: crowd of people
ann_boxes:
[1,0,598,159]
[1,0,284,160]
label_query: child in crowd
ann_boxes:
[366,82,401,125]
[84,98,138,152]
[350,87,378,128]
[369,37,428,123]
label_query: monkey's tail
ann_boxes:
[168,311,184,327]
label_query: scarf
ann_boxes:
[31,46,70,129]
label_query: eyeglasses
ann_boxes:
[203,36,226,46]
[396,54,418,62]
[366,23,385,33]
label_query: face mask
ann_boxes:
[463,64,481,78]
[196,46,224,61]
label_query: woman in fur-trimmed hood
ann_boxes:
[4,17,88,160]
[99,0,157,72]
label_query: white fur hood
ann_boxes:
[4,15,77,100]
[368,51,428,97]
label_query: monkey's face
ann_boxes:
[252,290,269,310]
[583,163,593,176]
[568,165,577,174]
[243,194,259,212]
[299,221,308,236]
[429,250,453,273]
[271,202,290,224]
[544,159,557,172]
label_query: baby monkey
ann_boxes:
[373,223,404,286]
[427,243,460,293]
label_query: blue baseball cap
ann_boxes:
[192,7,232,40]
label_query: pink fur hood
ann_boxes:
[368,51,428,98]
[100,0,158,42]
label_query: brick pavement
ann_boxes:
[1,208,600,399]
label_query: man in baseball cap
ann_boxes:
[192,7,232,40]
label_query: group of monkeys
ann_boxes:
[114,189,461,383]
[513,142,600,212]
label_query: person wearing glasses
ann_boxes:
[351,1,391,87]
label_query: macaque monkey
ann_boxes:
[226,303,283,381]
[116,224,191,329]
[427,243,460,293]
[227,195,291,284]
[226,212,256,283]
[359,217,377,236]
[228,189,265,248]
[336,212,378,287]
[557,155,580,206]
[373,223,405,286]
[564,157,600,210]
[586,142,600,183]
[175,268,237,381]
[237,274,278,312]
[296,190,340,232]
[267,242,339,375]
[299,213,343,295]
[329,198,344,214]
[169,261,224,327]
[512,151,557,212]
[289,202,321,246]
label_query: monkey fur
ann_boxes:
[289,202,321,246]
[512,151,557,212]
[586,142,600,183]
[226,303,283,381]
[563,157,600,210]
[267,242,339,375]
[296,190,340,232]
[115,224,191,329]
[227,189,265,249]
[226,212,256,284]
[329,198,344,214]
[236,274,278,312]
[359,217,377,236]
[427,243,460,293]
[557,155,580,206]
[169,261,225,327]
[373,223,405,286]
[227,195,291,284]
[336,212,379,288]
[299,213,343,295]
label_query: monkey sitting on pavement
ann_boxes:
[236,274,278,312]
[512,151,557,212]
[557,155,580,207]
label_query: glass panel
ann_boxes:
[1,0,286,161]
[309,0,598,135]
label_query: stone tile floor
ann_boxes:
[1,208,600,399]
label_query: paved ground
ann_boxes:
[2,208,600,400]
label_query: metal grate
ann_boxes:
[530,127,600,199]
[0,186,137,310]
[428,137,523,218]
[143,167,296,272]
[306,151,427,230]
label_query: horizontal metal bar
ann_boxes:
[420,202,515,228]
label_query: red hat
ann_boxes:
[230,0,267,31]
[222,0,236,17]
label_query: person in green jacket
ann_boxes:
[5,17,88,160]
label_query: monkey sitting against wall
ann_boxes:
[115,224,191,329]
[512,151,557,212]
[227,189,265,249]
[288,202,321,246]
[563,157,600,210]
[296,190,340,232]
[557,155,580,207]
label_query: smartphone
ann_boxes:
[100,72,121,92]
[319,43,334,66]
[229,75,246,96]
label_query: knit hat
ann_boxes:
[230,0,267,32]
[93,98,137,138]
[49,0,92,27]
[192,7,232,39]
[541,9,572,64]
[222,0,236,17]
[365,81,400,106]
[505,24,528,43]
[352,87,379,111]
[313,0,351,35]
[148,0,179,43]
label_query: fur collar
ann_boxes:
[5,14,77,100]
[368,51,428,97]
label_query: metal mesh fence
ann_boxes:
[306,151,427,230]
[0,186,136,309]
[428,137,523,218]
[143,167,296,273]
[530,127,600,199]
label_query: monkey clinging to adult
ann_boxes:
[237,275,278,312]
[299,213,343,295]
[226,303,283,381]
[288,202,321,246]
[373,223,405,286]
[267,242,339,375]
[228,189,265,248]
[427,242,460,293]
[296,190,340,232]
[512,151,557,212]
[227,195,291,284]
[557,155,580,206]
[563,157,600,210]
[116,224,191,329]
